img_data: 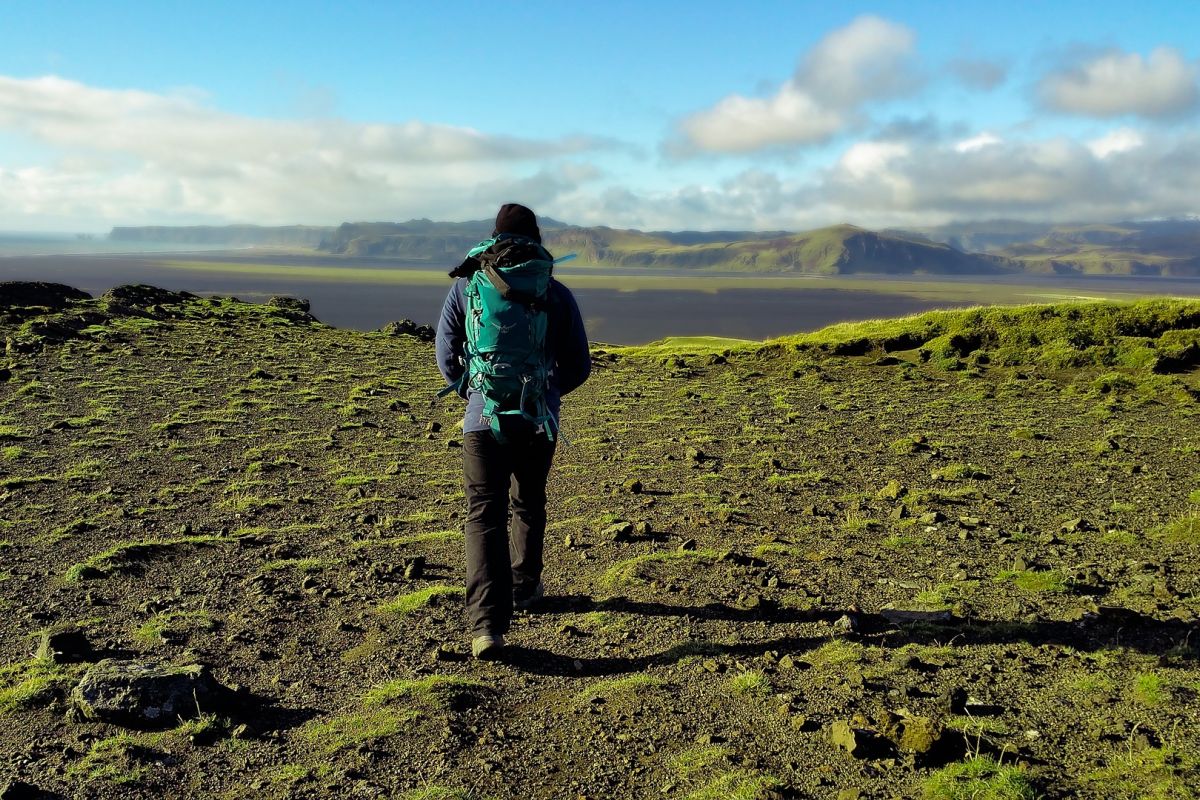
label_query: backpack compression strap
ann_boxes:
[480,262,547,311]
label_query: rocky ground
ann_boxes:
[0,282,1198,799]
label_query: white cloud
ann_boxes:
[677,88,845,153]
[954,132,1002,153]
[675,15,918,153]
[554,128,1200,232]
[1039,47,1200,119]
[837,141,909,178]
[1087,127,1144,159]
[0,75,612,227]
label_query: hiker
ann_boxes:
[436,203,591,659]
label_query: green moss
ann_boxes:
[599,549,720,588]
[66,732,160,785]
[670,744,733,779]
[922,757,1038,800]
[396,788,472,800]
[0,659,73,714]
[685,770,785,800]
[1130,672,1167,706]
[1154,513,1200,544]
[363,675,489,710]
[727,669,771,697]
[1085,746,1197,799]
[64,534,238,582]
[376,585,465,616]
[299,707,419,754]
[573,674,664,707]
[995,569,1067,594]
[809,639,867,667]
[134,610,218,644]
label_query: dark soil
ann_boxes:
[0,287,1197,799]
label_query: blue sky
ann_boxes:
[2,1,1198,231]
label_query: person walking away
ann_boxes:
[436,204,591,659]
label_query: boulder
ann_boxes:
[877,711,943,754]
[70,660,231,727]
[0,781,49,800]
[0,281,91,309]
[379,319,435,342]
[36,625,95,664]
[101,284,195,308]
[828,720,890,759]
[267,295,310,313]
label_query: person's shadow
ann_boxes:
[494,594,1197,677]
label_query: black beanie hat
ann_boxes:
[492,203,541,242]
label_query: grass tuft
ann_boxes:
[922,756,1039,800]
[376,585,465,616]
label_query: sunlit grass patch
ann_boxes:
[363,675,490,711]
[994,569,1067,594]
[64,534,240,582]
[1130,671,1168,707]
[1154,512,1200,544]
[376,585,465,616]
[727,669,771,697]
[299,707,419,754]
[670,744,733,780]
[599,549,721,588]
[134,610,218,645]
[685,770,785,800]
[921,756,1038,799]
[0,659,74,715]
[1084,745,1198,799]
[397,787,472,800]
[808,639,868,668]
[573,674,664,707]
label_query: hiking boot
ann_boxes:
[472,634,505,660]
[514,581,544,611]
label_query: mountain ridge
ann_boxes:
[106,217,1200,276]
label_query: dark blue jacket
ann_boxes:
[436,276,591,434]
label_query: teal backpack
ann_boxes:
[438,235,564,442]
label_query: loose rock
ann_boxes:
[70,660,232,727]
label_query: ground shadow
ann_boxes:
[500,597,1196,677]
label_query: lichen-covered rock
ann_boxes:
[70,660,229,727]
[101,284,196,308]
[267,295,310,313]
[379,319,435,341]
[878,711,943,754]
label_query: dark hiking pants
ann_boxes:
[463,427,557,637]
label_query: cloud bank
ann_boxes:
[1039,47,1200,119]
[2,18,1199,233]
[674,15,919,153]
[0,76,610,226]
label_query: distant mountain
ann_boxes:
[316,218,574,259]
[998,221,1200,276]
[108,217,1200,276]
[890,218,1200,276]
[885,221,1058,253]
[540,223,1013,274]
[109,225,333,247]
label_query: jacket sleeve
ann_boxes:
[552,282,591,396]
[436,280,466,391]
